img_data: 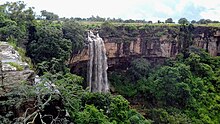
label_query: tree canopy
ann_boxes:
[178,18,189,24]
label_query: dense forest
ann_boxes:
[0,1,220,124]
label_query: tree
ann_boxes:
[100,21,117,36]
[197,19,211,24]
[212,20,219,23]
[205,19,212,23]
[27,22,72,74]
[178,18,189,24]
[62,21,85,54]
[146,63,192,107]
[0,1,35,45]
[191,20,196,24]
[148,21,153,23]
[128,58,150,81]
[165,18,173,23]
[178,24,194,58]
[41,10,59,20]
[4,1,35,24]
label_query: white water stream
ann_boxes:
[87,31,109,92]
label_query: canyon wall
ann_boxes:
[69,25,220,72]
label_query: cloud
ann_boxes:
[200,8,220,21]
[154,2,174,16]
[193,0,220,21]
[0,0,220,22]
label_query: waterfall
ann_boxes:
[87,31,109,93]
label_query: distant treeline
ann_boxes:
[36,10,220,24]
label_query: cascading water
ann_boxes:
[87,31,109,93]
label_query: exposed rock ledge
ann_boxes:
[0,42,34,95]
[0,42,66,123]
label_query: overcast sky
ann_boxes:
[0,0,220,22]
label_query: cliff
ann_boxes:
[0,42,34,95]
[69,25,220,73]
[0,42,64,123]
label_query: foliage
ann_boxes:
[40,10,59,20]
[178,24,194,58]
[0,80,68,123]
[7,62,24,71]
[145,63,192,107]
[44,72,150,123]
[26,21,72,74]
[178,18,189,24]
[62,20,86,54]
[110,47,220,123]
[100,21,117,36]
[1,1,220,123]
[128,58,151,81]
[0,1,35,45]
[7,37,33,69]
[75,104,111,124]
[148,108,192,124]
[165,18,173,23]
[109,71,138,97]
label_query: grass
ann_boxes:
[7,38,34,69]
[193,23,220,27]
[7,62,24,71]
[79,21,220,28]
[80,21,180,27]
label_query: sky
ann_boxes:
[0,0,220,22]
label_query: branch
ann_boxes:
[41,94,52,110]
[24,110,39,123]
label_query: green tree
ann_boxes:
[62,20,85,54]
[100,21,117,36]
[75,105,111,124]
[178,24,194,58]
[128,58,150,81]
[146,63,192,107]
[178,18,189,24]
[197,19,207,24]
[1,1,35,45]
[165,18,173,23]
[40,10,59,20]
[191,20,196,24]
[27,22,71,74]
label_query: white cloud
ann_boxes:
[200,9,220,20]
[0,0,220,21]
[154,2,174,15]
[192,0,220,8]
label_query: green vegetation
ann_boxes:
[7,62,23,71]
[109,48,220,123]
[0,72,151,123]
[0,1,220,124]
[7,38,33,69]
[178,18,189,24]
[0,2,151,123]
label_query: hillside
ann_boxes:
[0,1,220,124]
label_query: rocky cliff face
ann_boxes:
[0,42,65,123]
[0,42,36,122]
[69,26,220,73]
[0,42,35,95]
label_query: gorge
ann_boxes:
[1,1,220,123]
[69,25,220,76]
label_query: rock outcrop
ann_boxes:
[69,26,220,73]
[0,42,34,95]
[69,26,220,77]
[0,42,65,123]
